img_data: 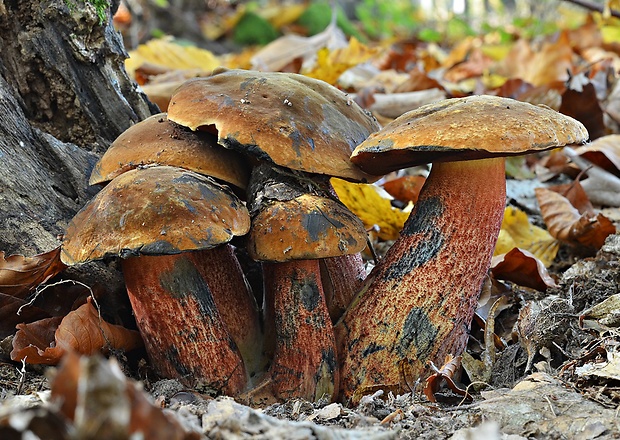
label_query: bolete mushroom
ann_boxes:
[246,163,367,403]
[335,95,588,403]
[61,166,251,394]
[89,113,249,191]
[88,113,264,381]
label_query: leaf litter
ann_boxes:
[5,2,620,439]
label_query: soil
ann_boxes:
[2,234,620,439]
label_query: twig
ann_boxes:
[562,0,620,18]
[16,357,27,395]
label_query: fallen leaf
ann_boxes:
[11,298,142,364]
[304,37,379,85]
[382,175,427,205]
[573,134,620,177]
[580,293,620,330]
[495,206,559,267]
[250,17,347,72]
[423,355,470,403]
[51,352,196,439]
[125,37,221,79]
[0,247,66,299]
[564,146,620,206]
[491,248,558,291]
[559,76,606,141]
[535,187,616,252]
[331,178,409,241]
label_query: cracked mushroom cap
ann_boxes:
[351,95,589,175]
[167,68,381,183]
[89,113,249,190]
[61,166,250,265]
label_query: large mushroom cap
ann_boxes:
[89,113,249,190]
[61,166,250,265]
[352,95,589,175]
[167,69,381,182]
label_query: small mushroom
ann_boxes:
[89,113,249,191]
[246,163,367,403]
[336,95,589,403]
[61,166,251,394]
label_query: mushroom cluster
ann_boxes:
[61,69,380,402]
[62,69,588,406]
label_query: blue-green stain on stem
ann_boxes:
[381,196,445,281]
[396,307,438,361]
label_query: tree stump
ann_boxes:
[0,0,156,257]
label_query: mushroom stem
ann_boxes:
[335,158,506,403]
[185,245,265,382]
[320,253,367,323]
[121,252,247,394]
[263,259,339,402]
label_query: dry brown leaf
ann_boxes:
[573,134,620,177]
[559,76,606,141]
[51,352,196,439]
[11,297,142,364]
[491,248,558,291]
[498,33,574,87]
[382,175,426,205]
[0,246,66,299]
[423,355,470,403]
[535,187,616,252]
[548,180,595,215]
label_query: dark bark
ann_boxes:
[0,0,157,257]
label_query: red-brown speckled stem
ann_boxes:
[262,259,339,402]
[335,158,506,404]
[122,251,247,395]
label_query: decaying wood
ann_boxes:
[0,0,156,257]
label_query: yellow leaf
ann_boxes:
[125,37,221,78]
[304,37,379,85]
[496,206,559,267]
[331,178,409,241]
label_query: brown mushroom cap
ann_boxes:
[61,166,250,265]
[89,113,250,190]
[167,69,381,182]
[352,95,589,175]
[248,193,367,262]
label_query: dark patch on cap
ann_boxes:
[396,307,438,361]
[158,256,218,319]
[303,210,346,242]
[362,342,385,358]
[381,197,445,281]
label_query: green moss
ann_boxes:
[65,0,111,25]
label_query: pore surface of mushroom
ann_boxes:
[336,95,588,403]
[61,166,252,394]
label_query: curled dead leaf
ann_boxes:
[535,187,615,252]
[0,246,66,299]
[491,248,558,291]
[51,352,196,439]
[11,297,142,365]
[423,355,471,403]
